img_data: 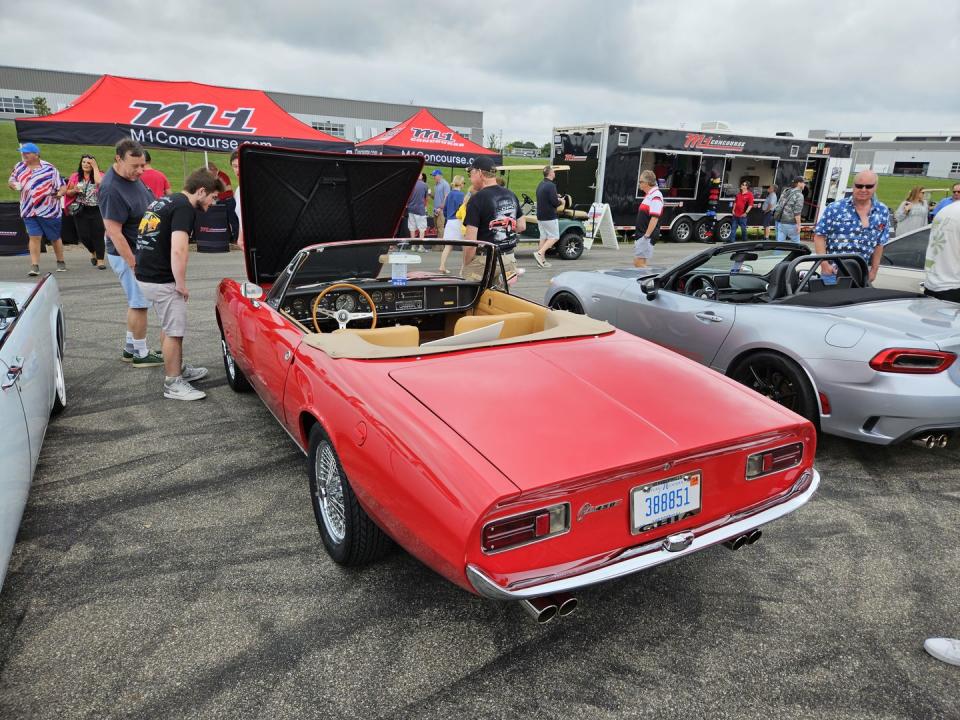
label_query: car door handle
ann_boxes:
[695,312,724,323]
[2,356,24,390]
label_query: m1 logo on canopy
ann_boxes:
[410,127,464,147]
[129,101,258,134]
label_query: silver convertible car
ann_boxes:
[545,241,960,447]
[1,274,66,589]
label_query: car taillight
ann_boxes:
[481,504,569,553]
[869,348,956,374]
[746,442,804,480]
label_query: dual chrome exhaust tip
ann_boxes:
[911,433,950,449]
[519,592,578,624]
[723,528,762,551]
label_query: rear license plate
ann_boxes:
[630,471,702,534]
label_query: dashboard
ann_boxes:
[279,281,481,324]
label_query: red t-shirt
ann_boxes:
[141,168,170,199]
[733,191,755,217]
[216,170,233,201]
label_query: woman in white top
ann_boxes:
[894,186,928,236]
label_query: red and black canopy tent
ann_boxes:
[15,74,351,153]
[356,108,499,168]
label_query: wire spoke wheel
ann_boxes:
[315,441,346,543]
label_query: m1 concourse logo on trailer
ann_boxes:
[683,133,746,152]
[129,101,258,134]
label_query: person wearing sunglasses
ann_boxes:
[813,169,890,284]
[931,182,960,219]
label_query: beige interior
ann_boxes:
[302,291,613,359]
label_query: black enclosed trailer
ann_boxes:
[552,124,853,242]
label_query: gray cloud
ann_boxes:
[1,0,957,144]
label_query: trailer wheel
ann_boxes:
[695,218,714,242]
[555,230,584,260]
[715,218,733,243]
[671,217,694,242]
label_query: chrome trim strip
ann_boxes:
[467,468,820,600]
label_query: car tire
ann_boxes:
[728,351,818,426]
[555,230,584,260]
[51,337,66,416]
[671,217,694,243]
[714,218,734,243]
[220,327,251,392]
[307,424,392,566]
[548,291,585,314]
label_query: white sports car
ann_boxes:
[1,274,66,589]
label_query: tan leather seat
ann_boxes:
[454,312,535,339]
[334,325,420,347]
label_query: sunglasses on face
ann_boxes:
[854,183,875,190]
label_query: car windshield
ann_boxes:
[695,248,805,276]
[286,239,495,289]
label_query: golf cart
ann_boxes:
[496,164,589,261]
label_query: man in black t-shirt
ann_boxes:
[463,156,526,286]
[533,165,562,268]
[135,168,224,401]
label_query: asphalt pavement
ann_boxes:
[1,239,958,720]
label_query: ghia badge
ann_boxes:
[577,499,621,522]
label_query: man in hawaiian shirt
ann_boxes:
[813,170,890,283]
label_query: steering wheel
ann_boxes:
[684,274,718,300]
[311,283,378,333]
[521,192,535,206]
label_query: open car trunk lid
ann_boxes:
[389,338,803,492]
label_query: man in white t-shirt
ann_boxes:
[924,199,960,302]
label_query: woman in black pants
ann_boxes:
[63,154,106,268]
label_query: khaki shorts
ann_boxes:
[137,280,187,337]
[407,214,427,232]
[463,251,517,289]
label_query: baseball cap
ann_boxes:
[468,156,497,173]
[18,142,40,154]
[431,169,443,176]
[793,175,807,184]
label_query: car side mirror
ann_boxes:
[241,282,264,300]
[0,297,19,321]
[641,276,660,300]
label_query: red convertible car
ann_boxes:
[216,147,820,622]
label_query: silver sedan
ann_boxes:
[545,240,960,446]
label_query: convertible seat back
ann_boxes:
[454,312,535,339]
[334,325,420,347]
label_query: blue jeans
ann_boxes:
[731,216,748,242]
[776,222,801,243]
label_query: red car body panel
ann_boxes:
[217,274,818,597]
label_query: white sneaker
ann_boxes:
[163,376,206,401]
[924,637,960,666]
[181,365,209,383]
[533,251,547,268]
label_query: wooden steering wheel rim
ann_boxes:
[311,282,378,333]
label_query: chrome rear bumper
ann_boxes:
[467,468,820,600]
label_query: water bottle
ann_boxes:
[390,256,407,286]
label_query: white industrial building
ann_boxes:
[810,130,960,179]
[0,65,484,144]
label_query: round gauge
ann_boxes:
[292,297,306,315]
[383,290,395,303]
[370,291,382,304]
[334,294,356,312]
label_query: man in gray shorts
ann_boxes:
[533,165,562,268]
[135,168,224,400]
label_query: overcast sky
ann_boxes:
[2,0,958,144]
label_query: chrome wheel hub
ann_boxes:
[315,442,346,542]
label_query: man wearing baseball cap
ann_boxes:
[462,156,526,285]
[431,169,450,238]
[8,142,67,276]
[774,175,808,243]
